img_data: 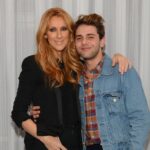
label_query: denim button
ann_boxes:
[113,98,117,102]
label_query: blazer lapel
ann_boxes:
[54,87,63,126]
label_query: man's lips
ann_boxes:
[81,47,91,51]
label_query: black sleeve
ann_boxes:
[11,55,40,127]
[36,124,62,136]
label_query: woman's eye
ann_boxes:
[61,27,68,31]
[49,28,56,32]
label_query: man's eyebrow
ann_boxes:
[86,33,96,36]
[75,33,96,36]
[75,34,82,37]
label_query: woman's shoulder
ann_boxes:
[21,55,39,70]
[22,55,36,65]
[19,55,43,80]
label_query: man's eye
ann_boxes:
[75,36,82,40]
[49,28,56,32]
[76,38,81,41]
[88,36,94,39]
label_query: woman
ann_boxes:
[11,7,131,150]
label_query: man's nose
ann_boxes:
[81,38,88,44]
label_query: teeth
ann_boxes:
[56,42,62,45]
[56,41,63,44]
[82,48,89,49]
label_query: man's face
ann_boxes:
[75,24,104,60]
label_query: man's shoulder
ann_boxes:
[102,54,115,75]
[103,54,113,67]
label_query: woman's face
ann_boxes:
[46,16,69,54]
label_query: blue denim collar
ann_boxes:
[79,54,113,86]
[101,54,113,76]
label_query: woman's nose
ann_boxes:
[57,30,62,38]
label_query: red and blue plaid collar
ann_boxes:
[82,53,105,80]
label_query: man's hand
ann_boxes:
[29,105,40,122]
[112,53,132,74]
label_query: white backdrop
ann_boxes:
[0,0,150,149]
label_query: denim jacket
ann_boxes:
[79,54,150,150]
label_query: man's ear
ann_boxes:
[100,36,105,48]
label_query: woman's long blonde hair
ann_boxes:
[35,7,82,87]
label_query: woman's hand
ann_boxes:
[22,120,67,150]
[39,135,67,150]
[22,118,66,150]
[112,53,132,74]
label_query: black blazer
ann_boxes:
[11,55,81,136]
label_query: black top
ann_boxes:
[11,55,82,150]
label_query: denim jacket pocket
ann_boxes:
[102,92,129,142]
[103,92,123,115]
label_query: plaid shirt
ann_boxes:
[82,56,104,146]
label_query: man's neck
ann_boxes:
[85,51,103,71]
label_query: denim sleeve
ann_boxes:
[122,67,150,150]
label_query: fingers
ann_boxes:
[119,59,127,75]
[112,54,117,67]
[56,142,67,150]
[29,106,40,122]
[119,58,132,74]
[118,59,126,74]
[32,106,40,111]
[41,136,67,150]
[53,142,67,150]
[60,145,67,150]
[57,138,67,150]
[128,60,132,69]
[112,59,116,67]
[31,106,40,115]
[33,115,39,122]
[112,53,132,75]
[31,110,40,116]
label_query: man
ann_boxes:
[74,14,150,150]
[31,13,150,150]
